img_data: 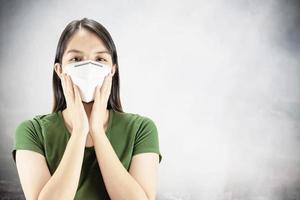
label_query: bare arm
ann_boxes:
[16,58,92,199]
[88,65,160,200]
[16,132,86,200]
[93,131,159,200]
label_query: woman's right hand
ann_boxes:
[61,73,89,137]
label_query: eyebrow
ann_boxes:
[66,49,111,55]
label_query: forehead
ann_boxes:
[65,29,108,53]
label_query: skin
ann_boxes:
[15,29,160,200]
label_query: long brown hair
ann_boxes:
[52,18,123,113]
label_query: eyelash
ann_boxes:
[96,57,106,62]
[70,57,106,62]
[70,57,81,62]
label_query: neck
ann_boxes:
[83,101,94,118]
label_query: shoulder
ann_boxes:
[113,110,157,128]
[15,112,60,136]
[120,111,162,162]
[12,112,57,162]
[33,111,60,127]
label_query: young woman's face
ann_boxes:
[55,29,116,76]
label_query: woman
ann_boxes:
[11,18,162,200]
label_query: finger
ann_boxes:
[64,74,72,103]
[61,74,71,105]
[104,73,113,95]
[60,73,66,90]
[73,84,82,102]
[100,74,110,94]
[94,84,101,100]
[95,74,109,103]
[66,74,75,101]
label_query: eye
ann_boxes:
[96,57,107,62]
[70,57,81,62]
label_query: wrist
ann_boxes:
[71,129,88,138]
[69,132,87,146]
[90,129,105,137]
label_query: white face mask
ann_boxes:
[62,60,111,103]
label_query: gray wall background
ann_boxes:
[1,0,300,199]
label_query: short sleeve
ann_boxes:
[132,117,162,163]
[11,119,45,164]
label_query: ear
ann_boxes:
[54,63,63,78]
[111,64,117,76]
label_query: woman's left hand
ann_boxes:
[89,72,113,136]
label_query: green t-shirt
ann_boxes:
[11,109,162,199]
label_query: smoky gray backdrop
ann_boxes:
[1,0,300,199]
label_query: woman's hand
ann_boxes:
[61,73,89,136]
[89,72,113,136]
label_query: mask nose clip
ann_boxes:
[73,60,104,68]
